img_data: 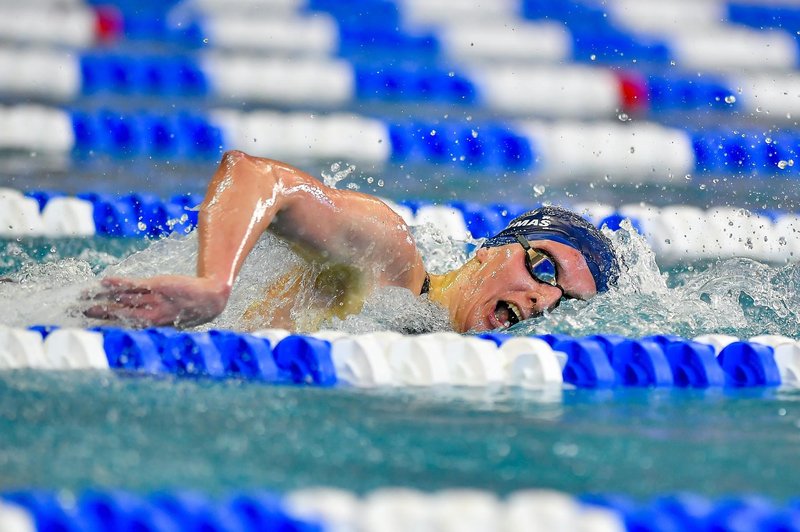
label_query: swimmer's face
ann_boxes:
[451,240,597,332]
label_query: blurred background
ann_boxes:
[3,0,800,213]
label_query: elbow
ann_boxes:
[220,149,250,165]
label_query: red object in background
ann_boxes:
[617,72,649,114]
[94,5,123,43]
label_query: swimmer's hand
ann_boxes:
[82,275,229,327]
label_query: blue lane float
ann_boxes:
[2,489,322,532]
[272,335,337,387]
[717,341,782,387]
[664,341,726,388]
[555,338,617,388]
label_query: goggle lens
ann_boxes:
[515,234,559,287]
[528,255,558,286]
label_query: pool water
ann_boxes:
[2,369,800,500]
[3,221,800,505]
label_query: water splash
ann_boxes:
[3,217,800,338]
[510,221,800,339]
[321,161,357,189]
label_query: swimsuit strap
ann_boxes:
[420,272,431,295]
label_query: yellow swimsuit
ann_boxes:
[242,258,368,332]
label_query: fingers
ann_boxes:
[82,278,169,326]
[81,278,153,302]
[83,301,170,327]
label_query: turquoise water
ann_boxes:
[3,232,800,500]
[2,370,800,499]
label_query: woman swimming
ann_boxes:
[84,150,618,332]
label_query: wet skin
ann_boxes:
[435,240,597,333]
[84,151,598,332]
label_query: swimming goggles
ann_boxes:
[515,234,568,301]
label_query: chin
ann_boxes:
[459,313,489,333]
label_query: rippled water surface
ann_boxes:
[2,370,800,499]
[3,221,800,497]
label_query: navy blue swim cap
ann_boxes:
[481,205,619,292]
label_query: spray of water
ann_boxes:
[512,220,800,339]
[3,169,800,338]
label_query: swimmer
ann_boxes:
[84,150,619,332]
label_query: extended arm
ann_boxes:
[85,151,426,327]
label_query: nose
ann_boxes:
[529,283,564,314]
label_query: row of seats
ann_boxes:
[7,187,800,265]
[8,104,800,178]
[2,325,798,389]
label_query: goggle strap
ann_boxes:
[515,234,531,250]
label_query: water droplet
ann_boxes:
[724,95,736,104]
[447,71,455,77]
[617,112,630,122]
[471,129,478,138]
[685,174,692,181]
[766,137,773,144]
[430,130,436,136]
[202,38,209,44]
[699,183,706,190]
[756,106,763,113]
[790,159,795,167]
[377,179,384,187]
[669,60,676,66]
[778,160,789,169]
[533,184,546,197]
[137,222,147,231]
[589,54,596,61]
[630,146,635,153]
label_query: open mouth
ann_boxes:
[494,300,522,328]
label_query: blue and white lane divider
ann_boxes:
[10,103,800,180]
[2,46,792,120]
[2,326,798,389]
[7,486,800,532]
[0,487,626,532]
[0,188,201,238]
[6,187,800,266]
[10,0,800,78]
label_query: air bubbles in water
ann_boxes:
[533,184,546,197]
[724,95,737,104]
[617,112,630,122]
[778,159,794,169]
